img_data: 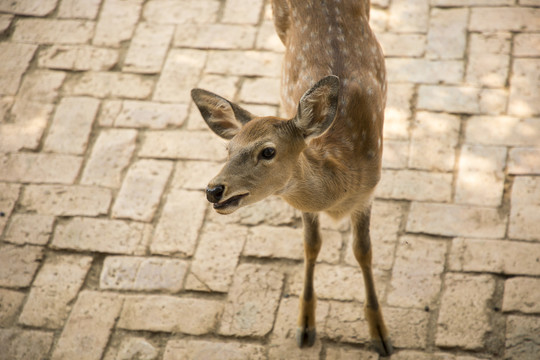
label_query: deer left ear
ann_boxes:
[191,88,255,140]
[294,75,340,141]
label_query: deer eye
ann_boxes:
[260,147,276,160]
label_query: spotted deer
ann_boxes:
[191,0,391,355]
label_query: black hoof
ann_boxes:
[296,327,316,348]
[372,337,393,356]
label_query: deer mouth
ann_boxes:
[213,193,248,213]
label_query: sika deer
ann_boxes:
[191,0,391,355]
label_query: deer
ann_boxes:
[190,0,391,356]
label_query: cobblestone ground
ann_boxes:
[1,0,539,359]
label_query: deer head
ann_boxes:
[191,75,340,214]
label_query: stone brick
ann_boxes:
[508,147,540,175]
[112,160,173,222]
[514,33,540,57]
[174,23,256,49]
[417,85,480,114]
[124,23,174,73]
[465,116,540,146]
[140,130,226,161]
[113,101,188,128]
[0,183,19,234]
[383,140,409,169]
[427,8,468,60]
[408,111,460,172]
[153,49,207,102]
[0,43,37,95]
[81,129,138,188]
[388,0,429,33]
[384,83,413,140]
[502,277,540,314]
[151,189,207,256]
[52,217,149,255]
[13,19,94,44]
[222,0,264,24]
[466,54,510,88]
[93,0,144,47]
[38,45,119,71]
[58,0,101,19]
[219,264,284,337]
[0,244,43,288]
[0,329,54,360]
[239,77,281,105]
[377,169,453,202]
[479,88,508,115]
[509,60,540,117]
[0,153,82,184]
[4,214,55,246]
[118,295,223,335]
[389,350,487,360]
[100,256,188,292]
[387,235,447,308]
[469,7,540,32]
[171,161,222,191]
[0,0,57,16]
[65,72,154,99]
[512,176,540,205]
[379,33,426,57]
[470,32,511,55]
[19,253,92,329]
[386,59,463,85]
[505,315,540,359]
[51,291,124,360]
[206,50,282,78]
[0,289,25,326]
[436,273,496,350]
[97,100,122,126]
[407,202,506,238]
[196,74,239,101]
[454,145,507,206]
[44,97,99,154]
[143,0,220,24]
[324,347,378,360]
[107,337,158,360]
[20,185,111,216]
[323,301,369,344]
[509,204,540,241]
[163,339,266,360]
[185,223,247,292]
[256,21,286,52]
[449,238,540,276]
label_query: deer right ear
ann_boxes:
[191,89,255,140]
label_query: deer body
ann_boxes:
[191,0,391,355]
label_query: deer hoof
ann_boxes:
[372,336,393,357]
[296,326,316,348]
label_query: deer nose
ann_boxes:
[206,185,225,203]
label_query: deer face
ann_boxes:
[191,75,339,214]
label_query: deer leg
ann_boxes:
[296,212,322,348]
[351,208,393,356]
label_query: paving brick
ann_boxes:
[43,96,99,154]
[465,116,540,146]
[93,0,144,47]
[98,100,122,126]
[433,0,513,4]
[417,85,480,114]
[0,328,54,360]
[4,214,55,245]
[165,339,266,360]
[0,14,12,33]
[505,315,540,359]
[118,295,223,334]
[466,54,510,88]
[479,88,508,115]
[323,301,369,344]
[13,19,94,44]
[386,59,463,84]
[38,45,119,71]
[470,7,540,32]
[508,147,540,175]
[112,159,173,222]
[436,273,496,350]
[143,0,220,24]
[206,50,282,78]
[0,244,43,288]
[256,21,286,52]
[171,161,222,191]
[377,169,453,202]
[0,183,19,234]
[0,289,25,326]
[113,101,188,129]
[0,43,37,95]
[383,140,409,169]
[20,185,111,216]
[509,204,540,241]
[151,189,207,256]
[408,111,460,172]
[239,77,281,105]
[52,217,149,255]
[387,235,446,308]
[185,223,247,292]
[124,23,174,73]
[512,176,540,205]
[514,33,540,57]
[174,23,256,49]
[106,336,158,360]
[379,33,426,57]
[219,264,284,337]
[19,253,92,329]
[65,72,154,99]
[324,347,378,360]
[407,202,506,238]
[153,49,207,103]
[0,0,57,15]
[0,153,82,184]
[222,0,264,24]
[449,238,540,276]
[81,129,137,188]
[196,74,239,101]
[508,59,540,117]
[388,0,429,33]
[51,291,124,360]
[101,256,188,292]
[470,32,511,55]
[140,130,226,161]
[502,277,540,314]
[58,0,101,19]
[384,83,413,140]
[389,350,487,360]
[455,145,507,206]
[427,8,468,60]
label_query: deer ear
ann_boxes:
[191,89,255,140]
[294,75,340,141]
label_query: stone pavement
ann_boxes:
[0,0,539,359]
